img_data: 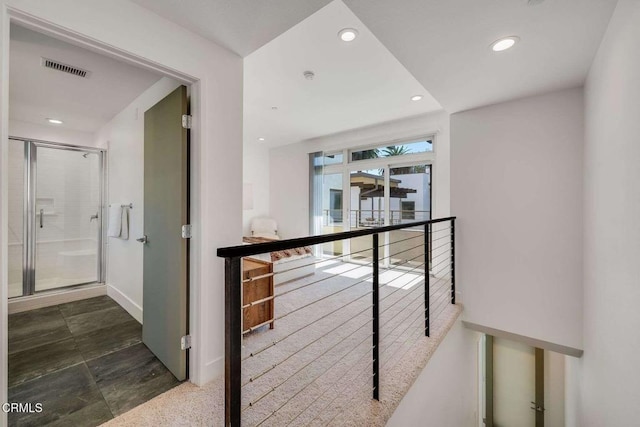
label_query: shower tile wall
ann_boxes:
[8,141,101,296]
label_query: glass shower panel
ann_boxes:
[8,139,25,297]
[34,147,101,291]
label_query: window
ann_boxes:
[391,165,431,223]
[322,152,343,166]
[401,201,415,220]
[329,189,343,223]
[350,138,433,162]
[311,142,435,263]
[311,140,434,257]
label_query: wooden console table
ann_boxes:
[242,257,274,332]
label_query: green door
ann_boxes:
[141,85,189,381]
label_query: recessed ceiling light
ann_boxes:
[47,118,63,124]
[411,95,423,101]
[338,28,358,42]
[491,36,519,52]
[258,137,265,142]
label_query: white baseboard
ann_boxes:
[8,283,107,314]
[106,284,143,323]
[200,356,224,385]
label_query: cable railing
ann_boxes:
[217,216,456,426]
[322,209,431,227]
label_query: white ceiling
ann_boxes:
[344,0,619,112]
[132,0,620,145]
[244,1,442,147]
[130,0,333,57]
[10,24,163,133]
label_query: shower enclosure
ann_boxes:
[8,137,106,298]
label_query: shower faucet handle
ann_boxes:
[136,235,148,244]
[90,212,99,222]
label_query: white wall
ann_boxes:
[387,320,480,427]
[9,119,95,146]
[0,2,243,410]
[270,111,449,239]
[574,0,640,424]
[451,88,584,351]
[6,138,22,294]
[94,77,181,322]
[243,140,271,235]
[270,143,310,238]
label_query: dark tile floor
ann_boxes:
[8,296,181,426]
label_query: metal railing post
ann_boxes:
[372,233,380,400]
[225,257,242,426]
[450,219,456,305]
[424,223,430,337]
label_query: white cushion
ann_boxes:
[253,232,280,240]
[251,217,278,236]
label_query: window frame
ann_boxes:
[347,134,436,165]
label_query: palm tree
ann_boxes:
[351,148,379,161]
[378,145,414,174]
[380,145,429,174]
[381,145,411,157]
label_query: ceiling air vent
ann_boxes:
[41,58,91,78]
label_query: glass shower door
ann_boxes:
[34,145,102,292]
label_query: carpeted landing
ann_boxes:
[102,259,462,426]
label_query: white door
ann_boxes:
[493,337,536,427]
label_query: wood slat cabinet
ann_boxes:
[242,257,274,332]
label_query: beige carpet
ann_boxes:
[102,259,460,427]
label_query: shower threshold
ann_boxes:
[8,282,106,314]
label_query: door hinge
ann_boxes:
[530,401,545,412]
[181,334,192,350]
[182,224,192,239]
[182,114,192,129]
